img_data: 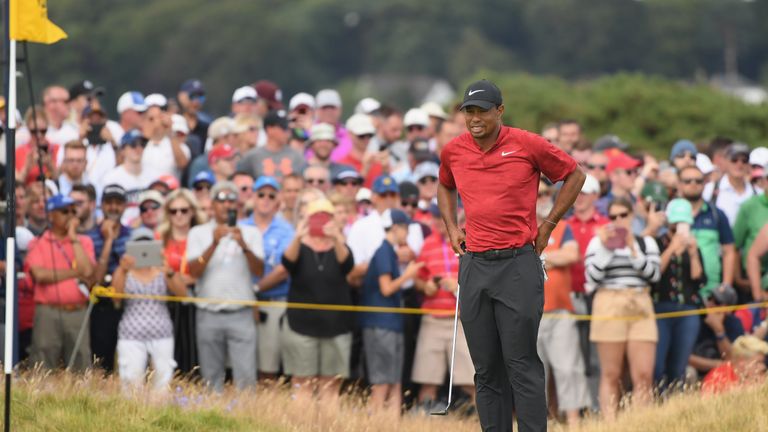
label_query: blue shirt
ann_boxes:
[239,215,295,299]
[86,223,132,275]
[692,202,733,296]
[360,240,402,332]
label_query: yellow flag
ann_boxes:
[9,0,67,44]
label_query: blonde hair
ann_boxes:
[156,188,207,245]
[327,191,354,207]
[732,335,768,359]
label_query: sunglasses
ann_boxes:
[214,191,238,202]
[169,207,190,215]
[306,178,326,185]
[194,184,211,191]
[418,176,437,185]
[731,156,749,164]
[356,134,374,140]
[401,200,419,208]
[608,212,630,221]
[30,128,48,135]
[674,152,696,160]
[294,108,309,115]
[680,178,704,185]
[407,125,425,132]
[124,140,146,149]
[257,192,277,200]
[140,202,161,213]
[379,192,398,199]
[55,208,77,215]
[587,163,606,170]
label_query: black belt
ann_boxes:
[468,244,533,260]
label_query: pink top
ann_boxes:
[25,232,95,305]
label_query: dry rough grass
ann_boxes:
[2,369,767,431]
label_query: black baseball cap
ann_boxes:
[102,184,127,202]
[459,79,503,110]
[263,110,288,130]
[69,80,105,101]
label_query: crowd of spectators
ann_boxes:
[1,79,768,422]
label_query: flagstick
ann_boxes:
[2,34,17,432]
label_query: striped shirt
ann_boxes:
[584,235,660,294]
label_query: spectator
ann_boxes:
[303,164,331,194]
[294,188,327,223]
[307,123,354,179]
[26,195,95,371]
[116,91,147,132]
[16,106,58,185]
[233,114,261,155]
[360,209,423,414]
[653,199,705,390]
[541,123,559,144]
[419,101,448,145]
[403,108,430,144]
[70,184,98,234]
[328,191,357,234]
[338,113,385,187]
[570,139,592,169]
[314,89,352,161]
[356,188,373,217]
[287,92,316,135]
[232,171,255,220]
[556,119,582,153]
[587,151,610,198]
[690,285,743,379]
[369,107,404,163]
[733,164,768,297]
[67,80,104,125]
[706,136,734,183]
[670,139,698,172]
[57,141,89,197]
[411,204,475,414]
[585,198,661,419]
[208,143,239,183]
[434,120,462,162]
[392,137,433,183]
[25,184,49,237]
[102,130,154,224]
[679,166,735,300]
[186,116,235,186]
[186,181,265,391]
[704,143,756,226]
[240,176,294,381]
[156,188,207,374]
[535,181,591,425]
[238,111,305,180]
[253,80,284,116]
[281,199,353,406]
[141,103,190,180]
[86,184,132,373]
[192,171,215,203]
[331,170,363,201]
[413,161,439,222]
[177,79,212,146]
[136,190,164,230]
[113,227,187,391]
[149,174,180,197]
[231,86,258,116]
[702,335,767,394]
[43,85,79,147]
[746,212,768,302]
[595,151,641,216]
[280,173,305,224]
[78,103,117,194]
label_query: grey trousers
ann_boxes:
[459,245,547,432]
[196,308,257,391]
[30,304,91,372]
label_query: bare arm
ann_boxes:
[689,245,703,281]
[187,243,218,278]
[747,226,768,301]
[543,241,578,267]
[257,266,289,292]
[29,267,79,284]
[90,236,114,286]
[71,240,94,280]
[721,244,735,286]
[536,168,586,255]
[437,183,464,255]
[688,354,723,373]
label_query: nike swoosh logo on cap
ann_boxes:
[467,89,485,96]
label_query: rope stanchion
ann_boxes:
[90,290,768,322]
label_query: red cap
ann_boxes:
[153,174,180,191]
[208,143,237,165]
[606,151,641,175]
[253,80,283,110]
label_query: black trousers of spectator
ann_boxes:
[459,245,546,432]
[90,300,122,373]
[401,287,423,409]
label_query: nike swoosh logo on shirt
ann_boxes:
[467,89,485,96]
[501,151,517,157]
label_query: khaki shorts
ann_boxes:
[589,289,658,343]
[411,315,475,386]
[281,318,351,378]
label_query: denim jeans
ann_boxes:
[653,301,700,388]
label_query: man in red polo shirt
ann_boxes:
[438,79,585,432]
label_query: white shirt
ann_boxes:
[45,121,79,147]
[142,136,191,180]
[84,143,117,195]
[703,175,756,227]
[186,221,265,312]
[101,165,154,225]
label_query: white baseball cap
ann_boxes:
[355,187,372,203]
[420,101,448,120]
[144,93,168,109]
[116,91,147,114]
[403,108,429,128]
[208,117,236,140]
[309,123,337,143]
[355,97,381,115]
[580,174,601,194]
[316,89,342,108]
[696,153,714,175]
[289,92,316,111]
[345,113,376,136]
[750,147,768,167]
[171,114,189,135]
[232,86,257,103]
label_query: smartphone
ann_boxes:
[308,212,332,237]
[87,123,105,144]
[227,209,237,227]
[605,226,628,250]
[38,144,49,153]
[677,223,690,242]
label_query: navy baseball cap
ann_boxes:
[372,175,399,195]
[383,208,411,228]
[253,175,281,191]
[460,79,503,110]
[263,111,288,130]
[120,129,147,148]
[192,171,216,187]
[47,194,76,212]
[180,79,205,95]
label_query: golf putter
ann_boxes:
[431,282,461,416]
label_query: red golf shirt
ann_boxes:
[566,211,610,293]
[439,127,576,252]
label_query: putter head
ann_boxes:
[430,405,449,416]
